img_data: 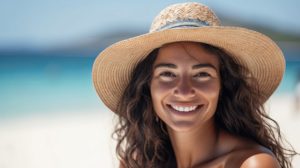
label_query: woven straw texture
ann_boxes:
[92,2,285,112]
[150,2,220,32]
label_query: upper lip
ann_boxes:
[167,102,201,107]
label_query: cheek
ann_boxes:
[194,80,220,118]
[150,80,175,113]
[150,79,176,95]
[194,80,221,101]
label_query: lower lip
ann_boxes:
[166,105,203,116]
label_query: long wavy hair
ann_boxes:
[114,42,297,168]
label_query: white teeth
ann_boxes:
[171,105,198,112]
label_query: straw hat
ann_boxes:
[92,2,285,112]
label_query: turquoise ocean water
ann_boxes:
[0,54,103,118]
[0,52,300,118]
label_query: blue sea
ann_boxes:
[0,54,104,118]
[0,52,300,118]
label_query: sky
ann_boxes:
[0,0,299,49]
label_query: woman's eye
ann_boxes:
[159,72,176,78]
[194,72,211,79]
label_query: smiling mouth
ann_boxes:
[167,104,202,113]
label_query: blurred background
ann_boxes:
[0,0,299,167]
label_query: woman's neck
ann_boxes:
[167,121,220,168]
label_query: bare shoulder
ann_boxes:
[240,152,280,168]
[218,130,280,168]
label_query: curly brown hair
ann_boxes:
[114,42,297,168]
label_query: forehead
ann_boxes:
[155,42,220,67]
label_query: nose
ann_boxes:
[173,77,196,99]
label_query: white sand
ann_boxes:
[0,111,119,168]
[267,94,300,167]
[0,95,299,168]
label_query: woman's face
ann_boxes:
[150,42,221,132]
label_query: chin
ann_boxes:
[167,120,200,132]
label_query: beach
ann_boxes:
[0,110,118,168]
[0,94,299,168]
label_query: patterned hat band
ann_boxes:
[153,19,210,32]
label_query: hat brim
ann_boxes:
[92,26,285,112]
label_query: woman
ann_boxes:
[92,2,297,168]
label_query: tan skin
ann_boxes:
[148,42,280,168]
[119,42,280,168]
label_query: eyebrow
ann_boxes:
[154,63,217,71]
[192,63,217,71]
[154,63,177,69]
